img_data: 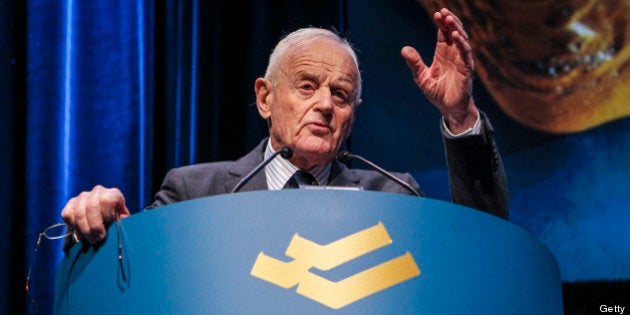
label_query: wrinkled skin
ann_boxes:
[255,38,360,170]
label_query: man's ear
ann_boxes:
[255,78,272,119]
[342,100,362,140]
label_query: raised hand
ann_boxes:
[401,8,478,133]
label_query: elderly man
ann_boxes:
[62,8,508,245]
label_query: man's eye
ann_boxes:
[333,90,348,101]
[299,83,315,91]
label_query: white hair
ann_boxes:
[264,27,362,104]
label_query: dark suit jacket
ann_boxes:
[149,113,508,219]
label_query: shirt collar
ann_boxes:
[264,140,331,190]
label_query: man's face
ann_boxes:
[256,38,360,170]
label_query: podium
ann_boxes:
[54,190,563,314]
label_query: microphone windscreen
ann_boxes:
[279,147,293,159]
[336,150,353,163]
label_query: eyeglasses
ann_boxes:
[25,214,126,312]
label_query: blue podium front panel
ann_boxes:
[55,190,563,314]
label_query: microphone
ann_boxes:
[336,150,423,197]
[231,146,293,193]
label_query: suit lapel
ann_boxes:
[224,138,269,193]
[328,160,361,188]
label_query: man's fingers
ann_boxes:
[72,192,94,243]
[445,15,469,41]
[61,196,82,241]
[400,46,427,79]
[86,188,109,242]
[447,30,474,72]
[61,196,77,224]
[100,187,130,220]
[60,185,129,245]
[435,9,469,43]
[434,11,448,43]
[440,8,465,30]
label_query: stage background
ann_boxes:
[1,0,628,314]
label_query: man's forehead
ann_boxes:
[288,39,356,68]
[283,51,358,83]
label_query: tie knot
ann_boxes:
[283,170,318,189]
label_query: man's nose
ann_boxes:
[314,89,334,113]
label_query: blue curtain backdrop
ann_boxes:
[1,0,629,314]
[23,0,153,313]
[2,0,343,314]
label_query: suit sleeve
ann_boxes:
[146,168,188,209]
[443,111,509,219]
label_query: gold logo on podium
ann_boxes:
[250,222,421,309]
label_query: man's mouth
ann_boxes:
[306,121,331,134]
